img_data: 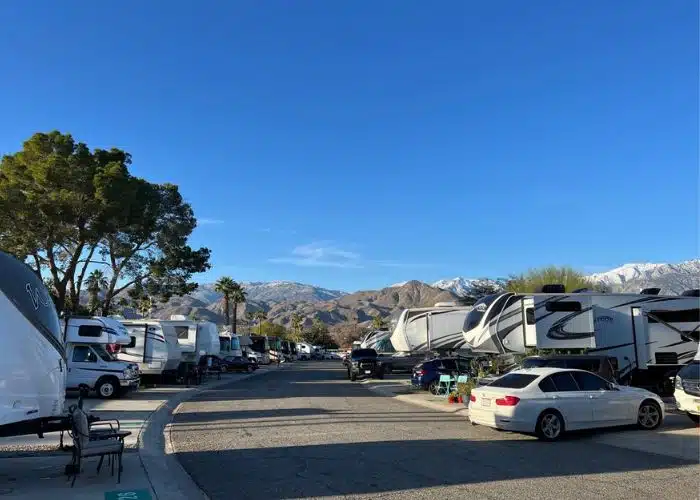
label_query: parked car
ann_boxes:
[673,360,700,424]
[469,367,665,441]
[222,355,258,373]
[347,348,384,381]
[411,357,473,394]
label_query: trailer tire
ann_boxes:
[637,400,662,430]
[96,377,119,399]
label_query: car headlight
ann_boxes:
[675,376,682,389]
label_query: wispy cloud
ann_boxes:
[269,242,431,270]
[198,218,225,225]
[257,228,297,235]
[269,242,363,268]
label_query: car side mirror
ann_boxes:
[606,383,619,391]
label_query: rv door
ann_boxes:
[631,307,650,370]
[522,297,537,348]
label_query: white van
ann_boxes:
[64,316,140,399]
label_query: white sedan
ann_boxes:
[468,367,665,441]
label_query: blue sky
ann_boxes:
[0,1,697,292]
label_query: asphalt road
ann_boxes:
[170,361,699,500]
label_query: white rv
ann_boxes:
[63,316,140,398]
[0,251,66,437]
[297,342,314,360]
[117,319,183,377]
[462,288,700,393]
[390,304,473,353]
[166,317,220,365]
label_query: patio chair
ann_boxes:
[66,406,124,487]
[435,374,455,397]
[456,374,470,384]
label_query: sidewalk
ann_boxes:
[0,364,284,499]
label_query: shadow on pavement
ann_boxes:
[176,437,698,500]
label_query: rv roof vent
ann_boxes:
[640,287,661,295]
[539,284,565,294]
[681,289,700,297]
[170,314,187,320]
[434,301,457,307]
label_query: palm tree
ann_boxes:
[244,311,255,334]
[229,283,247,335]
[85,270,108,314]
[137,296,153,317]
[214,277,236,326]
[290,313,304,341]
[254,310,267,336]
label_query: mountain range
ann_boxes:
[142,259,699,328]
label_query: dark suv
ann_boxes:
[521,355,619,382]
[348,348,384,381]
[411,357,473,394]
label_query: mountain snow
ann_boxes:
[431,277,504,297]
[190,280,346,304]
[587,260,700,294]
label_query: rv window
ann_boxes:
[174,326,190,339]
[127,336,137,348]
[549,372,580,391]
[78,325,103,337]
[545,301,582,313]
[72,345,97,363]
[572,371,608,391]
[647,309,700,324]
[525,308,535,325]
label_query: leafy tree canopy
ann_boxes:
[0,131,211,314]
[506,266,603,293]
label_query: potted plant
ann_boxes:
[456,379,477,404]
[447,392,458,404]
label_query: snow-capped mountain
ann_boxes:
[190,280,347,305]
[587,260,700,294]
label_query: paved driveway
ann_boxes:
[170,361,699,500]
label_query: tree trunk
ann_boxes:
[223,295,230,326]
[232,301,238,334]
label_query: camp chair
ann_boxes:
[67,406,124,487]
[435,374,455,397]
[456,374,470,384]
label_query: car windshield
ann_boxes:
[92,344,115,362]
[487,373,539,389]
[463,294,502,332]
[678,361,700,380]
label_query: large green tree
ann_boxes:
[506,266,601,293]
[0,131,211,314]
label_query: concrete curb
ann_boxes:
[138,366,282,500]
[364,383,470,416]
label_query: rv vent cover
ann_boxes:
[640,288,661,295]
[539,284,566,294]
[681,289,700,297]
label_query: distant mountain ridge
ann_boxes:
[144,259,699,326]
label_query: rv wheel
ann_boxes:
[96,377,119,399]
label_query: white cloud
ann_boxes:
[269,242,362,269]
[198,218,225,225]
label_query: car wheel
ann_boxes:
[96,377,119,399]
[428,380,439,395]
[536,410,564,441]
[637,400,662,430]
[687,413,700,424]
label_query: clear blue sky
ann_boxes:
[1,1,697,292]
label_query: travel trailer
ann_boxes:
[390,304,473,353]
[297,342,314,360]
[462,287,700,393]
[116,319,183,377]
[167,317,220,365]
[63,316,140,398]
[360,329,395,352]
[0,251,67,437]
